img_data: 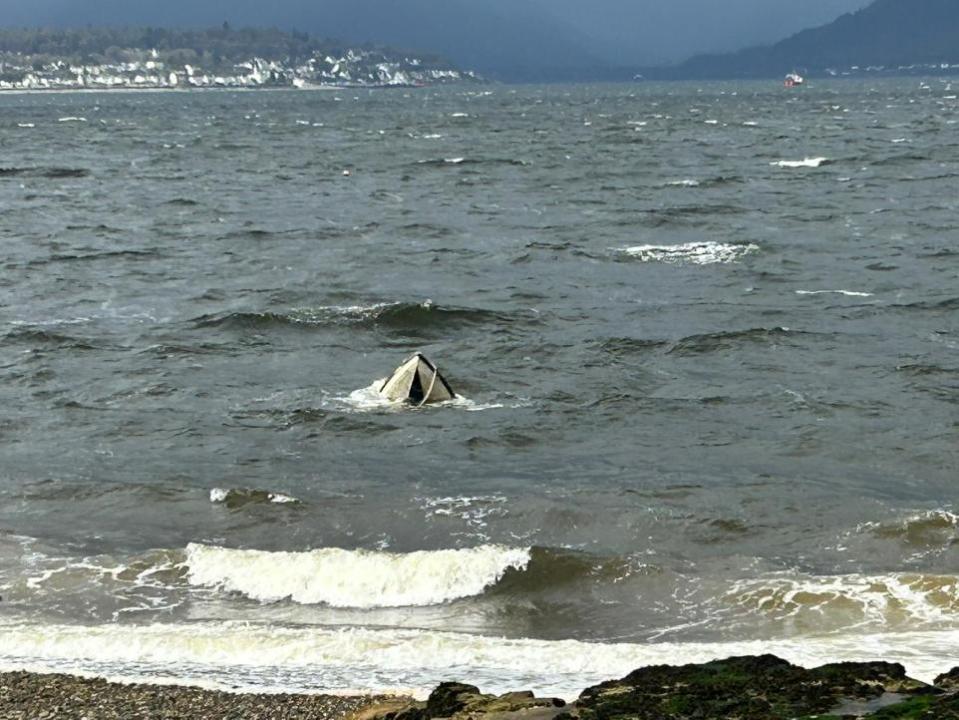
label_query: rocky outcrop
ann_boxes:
[366,657,959,720]
[566,655,938,720]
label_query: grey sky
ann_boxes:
[0,0,873,69]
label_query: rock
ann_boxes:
[366,684,565,720]
[571,655,935,720]
[937,668,959,692]
[425,682,485,717]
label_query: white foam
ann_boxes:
[185,543,531,608]
[420,495,509,530]
[336,380,513,414]
[209,489,299,505]
[621,242,758,265]
[57,116,87,123]
[796,290,874,297]
[444,157,466,164]
[16,122,35,128]
[0,622,956,699]
[209,488,229,503]
[771,157,830,168]
[341,379,396,411]
[727,573,959,627]
[666,179,700,187]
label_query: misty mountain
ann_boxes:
[673,0,959,78]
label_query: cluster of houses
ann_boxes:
[0,48,476,91]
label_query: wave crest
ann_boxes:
[185,543,532,608]
[620,242,758,265]
[193,302,526,336]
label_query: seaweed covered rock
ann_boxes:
[862,692,959,718]
[937,667,959,693]
[568,655,934,720]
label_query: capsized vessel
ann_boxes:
[379,353,456,406]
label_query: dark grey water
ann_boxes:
[0,80,957,696]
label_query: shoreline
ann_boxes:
[4,654,959,720]
[0,670,407,720]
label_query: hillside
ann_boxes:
[0,26,478,90]
[671,0,959,79]
[2,0,602,81]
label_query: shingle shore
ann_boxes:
[0,671,403,720]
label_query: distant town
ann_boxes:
[0,27,479,91]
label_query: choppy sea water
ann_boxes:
[0,80,957,699]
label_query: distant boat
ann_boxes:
[784,72,805,88]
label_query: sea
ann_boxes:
[0,79,957,700]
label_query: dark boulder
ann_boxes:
[425,683,485,717]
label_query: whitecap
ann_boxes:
[16,123,35,128]
[185,543,532,608]
[621,242,758,265]
[666,179,700,187]
[444,157,466,164]
[770,157,831,168]
[57,116,87,123]
[209,488,299,505]
[796,290,874,297]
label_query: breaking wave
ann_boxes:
[863,510,959,548]
[620,242,758,265]
[185,543,532,608]
[796,290,874,297]
[770,157,832,168]
[209,488,299,508]
[1,622,956,698]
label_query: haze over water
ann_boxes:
[1,79,957,698]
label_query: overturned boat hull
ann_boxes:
[379,353,456,406]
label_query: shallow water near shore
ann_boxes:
[1,79,958,698]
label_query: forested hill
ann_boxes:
[668,0,959,79]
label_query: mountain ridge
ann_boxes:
[667,0,959,79]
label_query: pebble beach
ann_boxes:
[0,672,399,720]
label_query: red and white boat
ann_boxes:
[784,72,805,88]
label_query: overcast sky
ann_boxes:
[0,0,873,68]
